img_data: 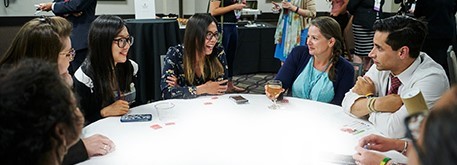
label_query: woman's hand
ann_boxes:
[100,100,129,117]
[197,80,228,95]
[264,85,285,100]
[281,1,293,10]
[166,75,179,87]
[82,134,115,156]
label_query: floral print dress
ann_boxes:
[160,44,228,99]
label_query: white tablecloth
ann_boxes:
[78,94,390,165]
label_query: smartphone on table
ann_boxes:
[229,95,249,104]
[120,114,152,122]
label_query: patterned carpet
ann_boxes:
[232,73,276,94]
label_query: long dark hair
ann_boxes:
[0,59,81,164]
[88,15,134,106]
[182,13,224,85]
[310,16,343,81]
[0,16,71,66]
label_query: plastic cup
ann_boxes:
[154,102,176,125]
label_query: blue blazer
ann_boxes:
[53,0,97,51]
[275,46,355,105]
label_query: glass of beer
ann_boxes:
[266,80,282,110]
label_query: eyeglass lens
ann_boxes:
[115,36,134,48]
[206,31,219,40]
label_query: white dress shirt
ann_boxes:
[342,52,449,138]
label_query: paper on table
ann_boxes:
[134,0,156,19]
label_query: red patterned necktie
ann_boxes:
[388,75,401,95]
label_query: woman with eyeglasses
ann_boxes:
[160,13,228,99]
[0,16,74,85]
[353,86,457,165]
[74,15,137,125]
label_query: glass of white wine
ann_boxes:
[266,80,282,110]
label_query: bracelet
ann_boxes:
[295,6,299,13]
[367,97,377,113]
[380,157,392,165]
[367,98,374,113]
[400,140,408,154]
[365,93,374,98]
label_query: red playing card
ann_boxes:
[211,96,218,99]
[150,124,162,130]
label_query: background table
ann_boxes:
[78,94,408,165]
[126,19,181,104]
[178,24,281,76]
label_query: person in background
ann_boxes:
[210,0,246,93]
[273,0,316,63]
[353,86,457,165]
[347,0,384,71]
[329,0,349,36]
[266,16,354,105]
[39,0,97,75]
[0,16,114,164]
[328,0,351,59]
[161,13,228,99]
[0,59,83,165]
[342,15,449,138]
[414,0,457,78]
[74,15,138,125]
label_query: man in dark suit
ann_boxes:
[39,0,97,75]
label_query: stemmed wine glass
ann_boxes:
[266,80,282,110]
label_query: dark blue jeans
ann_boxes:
[219,23,238,79]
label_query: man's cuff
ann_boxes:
[51,2,55,11]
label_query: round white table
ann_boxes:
[78,94,384,165]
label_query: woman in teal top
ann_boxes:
[266,16,354,105]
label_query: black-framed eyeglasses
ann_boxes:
[59,48,75,62]
[404,111,428,163]
[113,36,134,48]
[205,31,220,41]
